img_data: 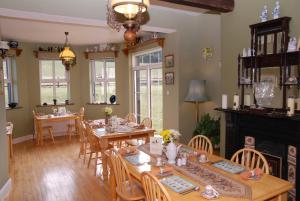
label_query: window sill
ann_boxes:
[6,106,23,110]
[36,103,75,107]
[86,103,120,106]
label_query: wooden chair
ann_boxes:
[141,117,152,128]
[33,110,55,144]
[84,122,103,176]
[126,117,152,146]
[141,172,172,201]
[125,113,137,123]
[231,148,270,174]
[67,107,85,141]
[188,135,213,155]
[108,149,145,201]
[78,121,91,164]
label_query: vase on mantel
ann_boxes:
[105,114,111,125]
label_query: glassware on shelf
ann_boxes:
[254,82,275,109]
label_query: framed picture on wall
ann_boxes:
[165,54,174,68]
[0,67,3,95]
[165,72,174,85]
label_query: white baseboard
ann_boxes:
[13,135,33,144]
[0,178,11,201]
[13,132,72,144]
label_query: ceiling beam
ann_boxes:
[151,0,234,13]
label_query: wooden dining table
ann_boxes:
[92,125,155,181]
[109,145,293,201]
[34,113,79,145]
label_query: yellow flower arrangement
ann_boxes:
[104,107,113,115]
[160,129,181,143]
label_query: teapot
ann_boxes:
[164,141,182,164]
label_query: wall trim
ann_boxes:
[0,178,11,201]
[13,134,33,144]
[13,132,71,144]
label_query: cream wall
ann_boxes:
[6,43,129,138]
[220,0,300,155]
[0,33,9,194]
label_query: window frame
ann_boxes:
[89,58,116,104]
[3,56,17,106]
[132,47,163,126]
[39,59,70,104]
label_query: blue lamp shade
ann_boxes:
[184,80,208,102]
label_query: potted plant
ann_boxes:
[193,113,220,148]
[104,107,113,124]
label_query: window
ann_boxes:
[39,60,70,104]
[90,59,116,103]
[3,57,18,107]
[132,48,163,131]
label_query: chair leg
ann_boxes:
[49,128,55,144]
[83,142,87,164]
[88,152,93,168]
[95,152,98,176]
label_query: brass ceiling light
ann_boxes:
[107,0,150,43]
[59,32,76,71]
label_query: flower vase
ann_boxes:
[105,114,110,125]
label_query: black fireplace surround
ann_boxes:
[217,108,300,199]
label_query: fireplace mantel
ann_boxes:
[217,108,299,200]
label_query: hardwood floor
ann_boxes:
[6,137,111,201]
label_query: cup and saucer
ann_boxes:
[201,185,219,199]
[198,154,209,163]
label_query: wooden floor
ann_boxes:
[6,137,111,201]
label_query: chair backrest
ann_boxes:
[84,122,100,152]
[79,107,85,121]
[188,135,213,155]
[108,149,134,194]
[230,148,270,174]
[141,172,172,201]
[79,120,86,142]
[125,113,137,123]
[141,117,152,128]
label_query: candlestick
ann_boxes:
[244,94,251,106]
[287,98,295,116]
[222,94,228,109]
[233,94,239,110]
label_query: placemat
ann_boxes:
[213,160,245,174]
[124,154,150,166]
[160,175,196,193]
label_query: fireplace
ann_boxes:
[218,108,299,200]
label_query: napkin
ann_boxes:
[240,167,263,180]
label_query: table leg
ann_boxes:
[100,139,109,181]
[9,135,13,158]
[145,131,154,143]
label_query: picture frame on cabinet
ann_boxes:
[165,72,174,85]
[165,54,174,68]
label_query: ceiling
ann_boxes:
[0,17,128,45]
[0,4,200,45]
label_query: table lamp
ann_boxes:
[184,80,208,123]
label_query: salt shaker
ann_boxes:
[177,158,182,166]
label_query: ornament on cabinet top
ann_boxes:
[272,1,280,19]
[260,5,268,22]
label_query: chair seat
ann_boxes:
[67,124,76,127]
[116,181,145,201]
[42,126,53,130]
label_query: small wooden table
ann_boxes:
[93,126,155,181]
[115,147,293,201]
[6,122,13,159]
[35,114,79,145]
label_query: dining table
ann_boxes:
[109,144,293,201]
[34,113,79,145]
[90,120,155,181]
